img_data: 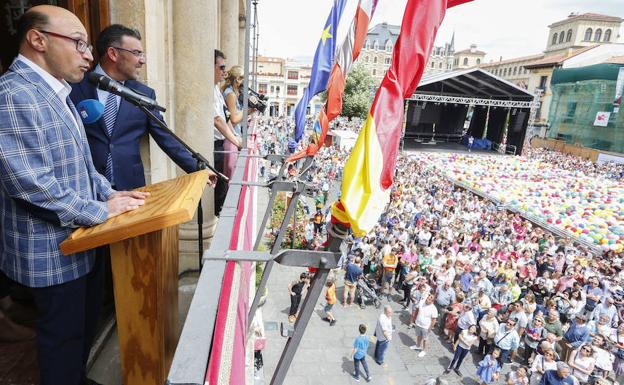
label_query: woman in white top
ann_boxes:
[445,325,478,376]
[568,344,596,384]
[478,308,499,356]
[529,348,557,385]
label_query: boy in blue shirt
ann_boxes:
[351,324,372,382]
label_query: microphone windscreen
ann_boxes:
[87,72,103,85]
[76,99,104,124]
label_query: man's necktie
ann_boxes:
[103,92,117,183]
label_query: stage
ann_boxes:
[403,139,504,155]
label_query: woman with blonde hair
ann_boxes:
[221,65,249,177]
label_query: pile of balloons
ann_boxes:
[423,153,624,253]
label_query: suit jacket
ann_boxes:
[0,60,113,288]
[70,75,198,190]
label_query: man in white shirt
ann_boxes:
[374,305,394,366]
[410,294,438,357]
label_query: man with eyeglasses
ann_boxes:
[0,6,147,385]
[70,24,214,192]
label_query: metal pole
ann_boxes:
[252,0,259,90]
[242,0,253,149]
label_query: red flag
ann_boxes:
[331,0,473,235]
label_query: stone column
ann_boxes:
[238,6,246,66]
[220,0,239,65]
[173,0,219,271]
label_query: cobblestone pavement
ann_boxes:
[259,264,517,385]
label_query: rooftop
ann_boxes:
[549,12,623,28]
[480,53,545,67]
[365,22,400,46]
[524,45,597,68]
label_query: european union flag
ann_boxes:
[293,0,347,142]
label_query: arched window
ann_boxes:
[373,56,377,63]
[373,40,379,50]
[584,28,592,41]
[439,62,443,68]
[372,69,376,76]
[476,58,481,65]
[552,33,558,45]
[503,68,507,76]
[594,29,602,42]
[365,40,370,50]
[385,40,393,52]
[463,57,468,66]
[431,62,435,68]
[513,67,517,75]
[605,29,612,42]
[566,29,572,42]
[364,55,369,63]
[558,32,565,44]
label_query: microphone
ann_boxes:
[87,72,166,112]
[76,99,104,124]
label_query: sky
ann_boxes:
[256,0,624,64]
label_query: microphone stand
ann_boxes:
[137,104,227,270]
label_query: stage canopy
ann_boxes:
[405,68,537,154]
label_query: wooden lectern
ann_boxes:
[60,170,210,385]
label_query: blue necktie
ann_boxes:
[103,92,117,183]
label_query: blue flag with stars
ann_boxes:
[293,0,347,142]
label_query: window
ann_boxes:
[503,68,507,76]
[276,86,280,93]
[566,29,573,42]
[287,71,298,80]
[584,28,592,41]
[476,58,481,65]
[287,85,297,95]
[373,41,379,50]
[594,28,602,42]
[463,57,468,66]
[373,56,377,64]
[552,33,558,45]
[365,40,370,50]
[270,86,274,93]
[385,57,391,65]
[259,83,268,93]
[372,69,376,76]
[558,31,565,44]
[513,67,517,75]
[431,62,435,68]
[364,55,369,63]
[539,75,548,91]
[439,62,443,68]
[386,40,392,52]
[605,29,612,42]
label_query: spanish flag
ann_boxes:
[331,0,473,236]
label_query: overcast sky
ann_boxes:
[256,0,623,64]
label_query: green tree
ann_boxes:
[319,64,375,120]
[342,64,375,120]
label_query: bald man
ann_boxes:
[0,6,147,385]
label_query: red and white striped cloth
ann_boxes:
[288,0,379,162]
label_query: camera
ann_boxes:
[238,87,268,114]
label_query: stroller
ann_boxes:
[356,276,382,309]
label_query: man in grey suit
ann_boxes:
[0,5,147,385]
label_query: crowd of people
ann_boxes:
[266,113,624,385]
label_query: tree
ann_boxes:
[342,64,375,120]
[319,63,375,120]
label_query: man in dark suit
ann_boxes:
[70,24,214,190]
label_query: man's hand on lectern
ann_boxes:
[107,191,150,218]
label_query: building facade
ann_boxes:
[546,13,622,55]
[453,44,486,69]
[360,22,456,83]
[479,12,623,126]
[253,56,322,118]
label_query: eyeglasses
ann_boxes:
[582,347,593,353]
[219,65,226,71]
[111,46,145,59]
[38,30,92,53]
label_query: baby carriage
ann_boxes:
[356,276,381,309]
